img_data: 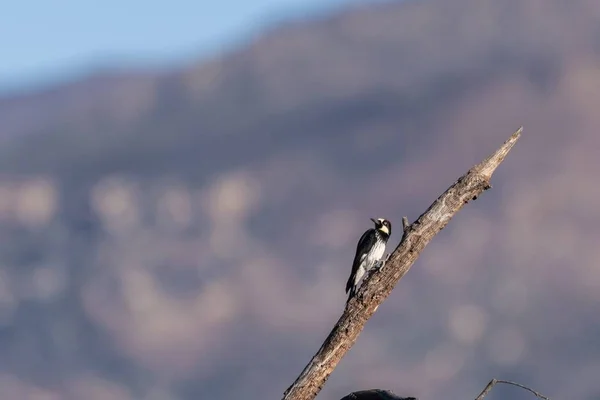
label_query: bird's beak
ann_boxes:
[370,218,377,225]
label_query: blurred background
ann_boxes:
[1,0,600,399]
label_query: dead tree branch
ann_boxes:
[474,379,551,400]
[282,127,523,400]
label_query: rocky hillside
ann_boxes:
[1,0,600,399]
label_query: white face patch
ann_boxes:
[375,218,389,234]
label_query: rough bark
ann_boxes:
[282,128,523,400]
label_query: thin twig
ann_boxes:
[475,379,551,400]
[401,216,410,242]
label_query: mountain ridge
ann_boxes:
[0,0,600,399]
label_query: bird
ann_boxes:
[340,389,416,400]
[345,217,392,300]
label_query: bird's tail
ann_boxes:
[345,274,354,296]
[347,287,355,302]
[346,280,357,303]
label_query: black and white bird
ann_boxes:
[345,217,392,300]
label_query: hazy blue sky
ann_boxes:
[1,0,361,94]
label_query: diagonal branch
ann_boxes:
[282,127,523,400]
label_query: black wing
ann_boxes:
[345,228,377,293]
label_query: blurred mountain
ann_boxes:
[1,0,600,399]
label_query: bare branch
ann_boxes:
[474,379,551,400]
[282,128,523,400]
[400,216,410,242]
[475,126,522,180]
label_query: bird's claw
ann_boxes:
[378,253,391,272]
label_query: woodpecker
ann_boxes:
[345,217,392,300]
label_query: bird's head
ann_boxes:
[370,217,391,236]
